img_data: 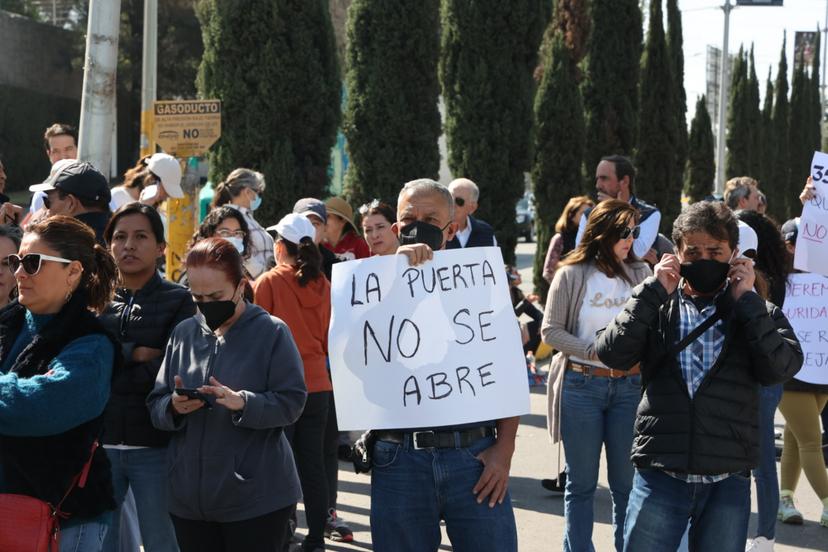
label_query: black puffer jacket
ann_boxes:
[100,273,195,447]
[596,277,802,475]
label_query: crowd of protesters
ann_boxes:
[0,123,825,552]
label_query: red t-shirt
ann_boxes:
[324,229,370,261]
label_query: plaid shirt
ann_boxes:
[665,288,730,484]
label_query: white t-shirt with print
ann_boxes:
[570,269,632,368]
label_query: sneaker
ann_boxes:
[778,494,803,524]
[541,471,567,495]
[325,508,354,542]
[745,536,774,551]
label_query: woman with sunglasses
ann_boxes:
[187,206,253,279]
[98,203,195,552]
[360,200,398,256]
[541,200,651,552]
[0,224,22,308]
[0,215,120,551]
[147,238,306,552]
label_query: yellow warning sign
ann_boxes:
[151,100,221,158]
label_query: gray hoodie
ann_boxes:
[147,302,307,522]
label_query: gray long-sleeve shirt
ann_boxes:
[147,303,307,522]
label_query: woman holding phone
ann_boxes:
[147,238,306,551]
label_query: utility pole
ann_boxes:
[77,0,121,175]
[715,0,733,195]
[140,0,158,158]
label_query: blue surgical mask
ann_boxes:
[250,193,262,211]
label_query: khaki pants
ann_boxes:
[778,390,828,500]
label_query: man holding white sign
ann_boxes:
[329,179,528,551]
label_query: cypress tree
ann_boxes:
[583,0,642,172]
[769,34,790,221]
[532,29,586,299]
[636,0,680,227]
[725,47,750,178]
[196,0,341,224]
[747,46,763,178]
[759,69,775,191]
[809,29,822,156]
[667,0,688,189]
[789,53,810,217]
[342,1,441,208]
[439,0,544,264]
[684,95,715,204]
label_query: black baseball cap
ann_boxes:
[30,160,111,203]
[781,218,799,244]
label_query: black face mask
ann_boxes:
[398,220,447,251]
[196,289,240,331]
[679,259,731,294]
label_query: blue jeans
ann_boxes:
[752,384,782,540]
[102,447,179,552]
[370,434,517,552]
[60,520,108,552]
[624,468,751,552]
[560,370,640,552]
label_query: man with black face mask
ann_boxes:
[593,201,803,551]
[365,178,519,552]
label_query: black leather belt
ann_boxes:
[374,426,496,450]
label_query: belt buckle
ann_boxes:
[412,431,434,450]
[608,368,617,378]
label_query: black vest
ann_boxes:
[446,216,496,249]
[0,295,120,519]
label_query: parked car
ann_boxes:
[516,193,535,242]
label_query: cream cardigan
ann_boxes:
[541,260,652,442]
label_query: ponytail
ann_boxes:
[210,182,235,210]
[86,244,119,313]
[282,237,322,286]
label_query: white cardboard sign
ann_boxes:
[783,273,828,385]
[793,151,828,276]
[328,247,531,431]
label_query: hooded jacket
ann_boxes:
[254,264,332,393]
[147,303,307,522]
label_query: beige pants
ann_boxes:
[778,390,828,500]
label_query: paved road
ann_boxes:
[297,242,827,551]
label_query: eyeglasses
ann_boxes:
[619,226,641,240]
[215,229,246,239]
[6,253,73,275]
[454,197,465,207]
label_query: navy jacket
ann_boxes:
[446,216,496,249]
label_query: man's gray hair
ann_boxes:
[723,176,756,210]
[449,177,480,201]
[398,178,454,220]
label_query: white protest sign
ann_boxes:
[783,273,828,385]
[793,151,828,276]
[328,247,530,431]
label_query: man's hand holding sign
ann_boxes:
[330,180,524,550]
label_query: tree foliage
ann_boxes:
[666,0,687,189]
[582,0,642,172]
[197,0,341,225]
[769,34,790,221]
[532,28,585,299]
[759,68,775,191]
[439,0,544,264]
[747,47,762,179]
[725,47,750,179]
[789,52,810,219]
[636,0,681,227]
[684,95,715,204]
[342,0,441,208]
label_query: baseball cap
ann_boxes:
[147,153,183,199]
[781,218,799,244]
[736,220,758,260]
[30,160,110,203]
[266,213,316,245]
[293,198,327,224]
[325,196,355,228]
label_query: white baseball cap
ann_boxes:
[147,153,183,198]
[267,213,316,245]
[737,220,758,260]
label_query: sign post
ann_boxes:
[328,247,530,431]
[151,99,221,281]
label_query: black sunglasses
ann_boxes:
[6,253,73,275]
[619,226,641,240]
[454,197,465,207]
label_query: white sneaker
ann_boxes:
[778,494,803,524]
[745,536,774,551]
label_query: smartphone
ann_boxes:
[175,387,212,408]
